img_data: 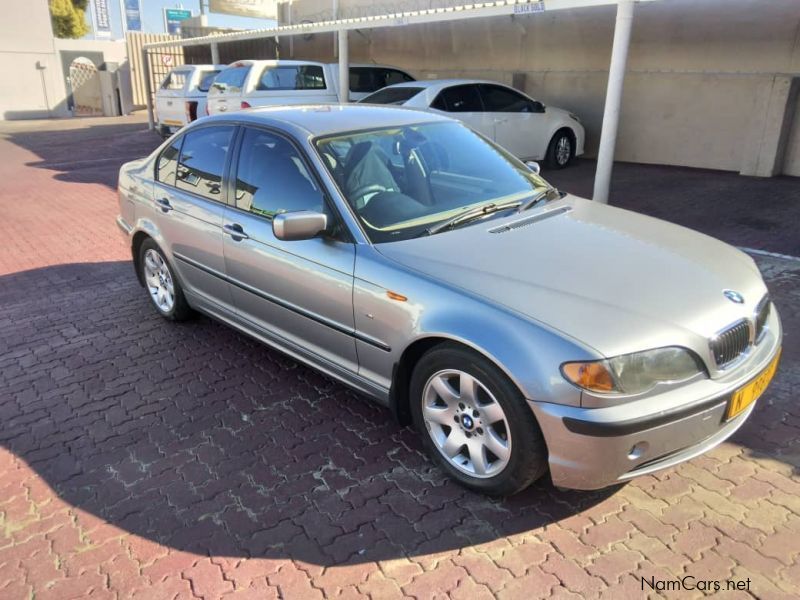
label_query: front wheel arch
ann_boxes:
[390,336,529,427]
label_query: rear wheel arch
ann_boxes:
[131,231,152,286]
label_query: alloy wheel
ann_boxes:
[556,135,571,166]
[143,249,175,313]
[421,369,512,478]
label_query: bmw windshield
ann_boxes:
[314,121,552,243]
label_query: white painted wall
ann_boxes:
[282,0,800,176]
[0,0,132,120]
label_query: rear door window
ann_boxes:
[478,84,534,112]
[175,126,236,201]
[360,87,424,105]
[432,85,483,112]
[256,65,326,91]
[212,65,251,93]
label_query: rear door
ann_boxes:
[221,126,358,371]
[156,68,191,128]
[478,84,547,159]
[152,124,237,312]
[206,63,251,115]
[429,84,495,140]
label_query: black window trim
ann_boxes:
[431,83,486,113]
[226,123,354,243]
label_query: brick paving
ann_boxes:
[0,115,798,600]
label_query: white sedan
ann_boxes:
[360,79,584,168]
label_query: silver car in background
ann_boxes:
[116,105,781,496]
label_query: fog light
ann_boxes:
[628,442,649,460]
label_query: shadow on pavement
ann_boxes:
[1,258,796,565]
[2,122,161,189]
[0,261,622,565]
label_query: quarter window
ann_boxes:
[156,137,182,185]
[161,70,189,91]
[256,65,326,91]
[432,85,483,112]
[175,126,235,201]
[197,70,221,92]
[212,65,250,92]
[234,128,327,219]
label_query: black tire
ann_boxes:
[138,239,193,321]
[157,125,171,140]
[410,343,549,496]
[544,129,574,169]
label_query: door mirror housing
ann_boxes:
[273,211,328,241]
[525,161,541,175]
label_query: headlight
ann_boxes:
[569,112,582,123]
[561,347,705,395]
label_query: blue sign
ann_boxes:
[164,8,193,35]
[125,0,142,32]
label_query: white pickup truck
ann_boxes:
[155,64,224,137]
[206,60,414,115]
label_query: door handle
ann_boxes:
[155,197,172,212]
[223,223,249,240]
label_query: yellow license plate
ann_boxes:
[163,119,183,126]
[726,348,781,420]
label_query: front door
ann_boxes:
[222,127,358,372]
[152,124,237,313]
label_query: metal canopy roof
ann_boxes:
[143,0,651,49]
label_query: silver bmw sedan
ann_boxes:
[116,105,782,496]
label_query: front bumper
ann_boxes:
[530,306,782,490]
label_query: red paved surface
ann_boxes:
[0,116,799,599]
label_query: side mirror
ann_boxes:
[525,161,541,175]
[273,211,328,241]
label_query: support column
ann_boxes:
[337,29,349,103]
[142,47,154,131]
[592,0,635,204]
[211,42,220,65]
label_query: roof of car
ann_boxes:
[380,79,501,89]
[202,104,450,136]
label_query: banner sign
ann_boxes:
[92,0,112,37]
[124,0,142,32]
[164,8,193,35]
[209,0,277,20]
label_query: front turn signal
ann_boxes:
[561,361,616,393]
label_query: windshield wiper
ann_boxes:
[424,200,522,236]
[518,186,562,212]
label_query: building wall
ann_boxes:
[0,0,133,120]
[282,0,800,175]
[0,0,62,119]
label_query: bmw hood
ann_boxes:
[376,196,768,358]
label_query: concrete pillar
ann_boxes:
[592,0,635,204]
[211,42,220,65]
[337,29,349,103]
[739,76,797,177]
